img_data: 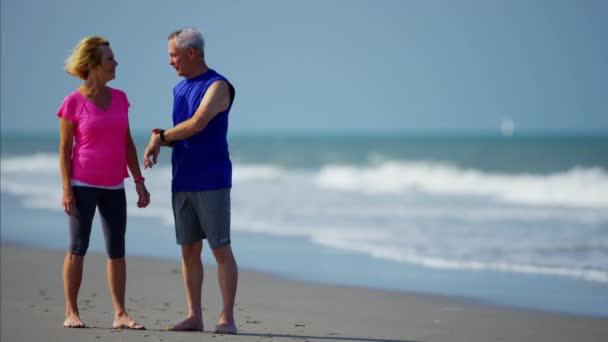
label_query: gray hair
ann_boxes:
[168,27,205,58]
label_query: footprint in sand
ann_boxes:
[38,290,53,301]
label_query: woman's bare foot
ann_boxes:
[167,317,204,331]
[113,313,145,330]
[215,310,237,334]
[214,322,237,334]
[63,313,86,328]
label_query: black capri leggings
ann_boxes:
[69,186,127,259]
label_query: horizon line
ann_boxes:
[2,128,608,138]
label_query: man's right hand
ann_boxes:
[143,129,162,169]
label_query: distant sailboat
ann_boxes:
[500,116,515,137]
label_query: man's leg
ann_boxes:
[168,240,204,331]
[212,244,238,334]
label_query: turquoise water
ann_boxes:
[2,131,607,316]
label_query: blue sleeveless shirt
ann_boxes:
[171,69,234,192]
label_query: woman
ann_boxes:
[58,36,149,329]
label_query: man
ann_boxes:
[143,27,238,335]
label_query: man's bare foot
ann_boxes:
[167,317,204,331]
[113,314,145,330]
[63,313,86,328]
[214,322,237,334]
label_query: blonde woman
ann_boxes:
[58,36,149,329]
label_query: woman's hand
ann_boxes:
[62,186,76,216]
[135,182,150,208]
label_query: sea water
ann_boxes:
[2,132,607,316]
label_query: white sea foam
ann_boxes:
[5,154,607,209]
[316,161,608,208]
[2,153,607,285]
[311,235,608,284]
[1,153,59,174]
[233,164,286,182]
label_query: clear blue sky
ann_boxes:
[1,0,607,134]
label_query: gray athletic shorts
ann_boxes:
[171,188,231,249]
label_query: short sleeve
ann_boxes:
[57,95,77,123]
[114,89,130,109]
[123,91,130,108]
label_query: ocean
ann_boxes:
[1,131,607,317]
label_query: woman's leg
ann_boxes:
[98,188,144,329]
[63,186,97,327]
[63,253,85,327]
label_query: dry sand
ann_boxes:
[2,243,607,342]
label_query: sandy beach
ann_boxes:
[1,243,607,342]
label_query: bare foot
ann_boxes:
[167,317,203,331]
[215,311,237,334]
[214,322,237,334]
[113,314,145,330]
[63,313,86,328]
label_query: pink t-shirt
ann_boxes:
[57,87,130,186]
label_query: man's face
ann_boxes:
[168,38,190,77]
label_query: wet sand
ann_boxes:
[2,243,607,342]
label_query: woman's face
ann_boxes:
[91,45,118,81]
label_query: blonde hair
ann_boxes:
[64,36,110,80]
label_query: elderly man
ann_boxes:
[144,27,238,335]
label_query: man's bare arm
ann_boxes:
[157,80,231,143]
